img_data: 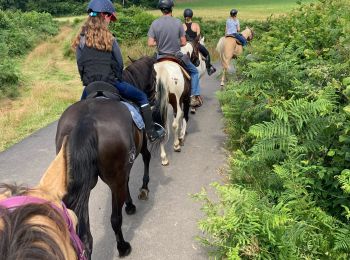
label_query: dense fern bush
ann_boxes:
[0,10,58,97]
[197,0,350,258]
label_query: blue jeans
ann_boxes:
[232,33,247,46]
[80,81,148,106]
[184,62,200,96]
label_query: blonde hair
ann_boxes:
[72,15,114,52]
[185,17,192,23]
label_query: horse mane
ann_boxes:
[122,56,157,105]
[0,184,67,260]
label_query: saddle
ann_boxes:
[156,56,191,80]
[85,81,121,100]
[225,35,243,45]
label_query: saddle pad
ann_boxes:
[121,101,145,130]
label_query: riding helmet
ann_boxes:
[230,9,238,16]
[158,0,174,11]
[87,0,116,21]
[183,8,193,18]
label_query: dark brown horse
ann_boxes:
[55,56,166,258]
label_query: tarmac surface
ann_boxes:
[0,67,226,260]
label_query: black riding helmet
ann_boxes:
[183,8,193,18]
[230,9,238,17]
[158,0,174,12]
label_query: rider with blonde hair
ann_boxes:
[226,9,247,46]
[182,8,216,76]
[72,0,165,142]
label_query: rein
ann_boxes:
[0,195,86,260]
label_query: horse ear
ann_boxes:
[37,136,69,200]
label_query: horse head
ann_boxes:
[0,137,84,260]
[244,27,254,42]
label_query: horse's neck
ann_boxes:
[241,29,251,39]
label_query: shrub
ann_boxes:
[197,0,350,258]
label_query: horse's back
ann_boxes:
[56,99,134,153]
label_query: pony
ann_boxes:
[55,56,166,258]
[153,53,195,165]
[0,138,84,260]
[216,27,254,86]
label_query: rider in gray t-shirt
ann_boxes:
[147,0,202,107]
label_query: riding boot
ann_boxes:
[140,104,166,142]
[205,55,216,76]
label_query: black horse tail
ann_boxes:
[64,115,99,236]
[152,65,169,143]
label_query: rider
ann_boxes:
[225,9,247,46]
[182,8,216,76]
[147,0,202,107]
[72,0,165,143]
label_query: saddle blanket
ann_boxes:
[121,101,145,130]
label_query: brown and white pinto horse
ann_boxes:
[216,27,254,86]
[153,59,191,166]
[0,138,83,260]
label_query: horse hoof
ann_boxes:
[190,108,196,114]
[118,242,132,257]
[162,160,169,166]
[138,188,149,200]
[125,204,136,215]
[174,146,181,152]
[179,138,185,146]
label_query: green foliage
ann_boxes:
[0,10,58,97]
[198,0,350,258]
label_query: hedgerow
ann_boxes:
[0,10,58,97]
[195,0,350,258]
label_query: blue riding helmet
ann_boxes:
[87,0,117,21]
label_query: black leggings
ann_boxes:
[198,44,209,58]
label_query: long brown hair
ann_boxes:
[72,15,114,52]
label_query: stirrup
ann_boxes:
[148,123,166,142]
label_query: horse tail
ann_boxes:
[65,115,99,234]
[153,65,169,142]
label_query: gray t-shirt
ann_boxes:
[148,16,185,55]
[226,18,240,35]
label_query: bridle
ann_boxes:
[0,195,87,260]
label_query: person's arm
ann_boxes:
[237,20,241,32]
[112,39,123,79]
[148,37,157,47]
[147,22,157,47]
[194,23,201,36]
[180,35,187,46]
[225,20,228,34]
[179,21,187,46]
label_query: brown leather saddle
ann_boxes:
[84,81,121,100]
[225,35,243,45]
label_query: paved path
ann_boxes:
[0,69,226,259]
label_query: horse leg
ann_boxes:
[111,184,131,257]
[138,135,151,200]
[160,143,169,166]
[125,176,136,215]
[172,103,182,152]
[220,68,225,87]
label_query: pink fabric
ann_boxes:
[0,195,86,260]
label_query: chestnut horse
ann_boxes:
[216,27,254,86]
[0,138,84,260]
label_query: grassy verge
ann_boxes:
[0,26,81,151]
[149,0,315,20]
